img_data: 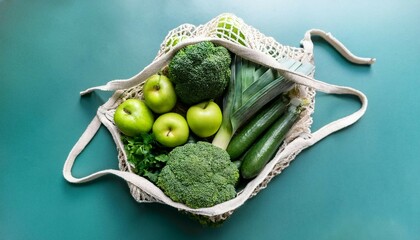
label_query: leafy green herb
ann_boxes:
[121,133,169,183]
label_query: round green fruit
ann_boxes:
[114,99,154,137]
[216,15,246,46]
[186,100,222,138]
[165,35,188,48]
[143,74,177,114]
[152,112,189,147]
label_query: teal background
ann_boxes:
[1,0,419,239]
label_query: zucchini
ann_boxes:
[226,96,289,159]
[240,99,302,179]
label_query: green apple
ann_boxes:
[143,74,177,114]
[216,15,246,46]
[114,99,154,136]
[165,35,188,48]
[152,112,189,147]
[186,100,222,138]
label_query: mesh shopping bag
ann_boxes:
[63,13,375,223]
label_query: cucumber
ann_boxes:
[226,96,289,159]
[232,160,242,169]
[240,101,302,179]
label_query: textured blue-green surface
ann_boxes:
[1,1,419,239]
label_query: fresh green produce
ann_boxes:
[157,141,239,209]
[168,41,231,105]
[232,160,242,169]
[121,133,169,183]
[152,112,189,148]
[240,99,303,179]
[226,95,289,159]
[143,74,177,114]
[117,45,313,212]
[165,35,188,49]
[114,99,154,137]
[186,100,223,138]
[216,14,247,46]
[212,55,296,149]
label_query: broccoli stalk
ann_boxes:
[168,41,231,105]
[157,142,239,209]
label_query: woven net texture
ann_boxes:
[104,13,316,223]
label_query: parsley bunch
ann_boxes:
[121,133,169,183]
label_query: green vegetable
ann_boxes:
[226,95,289,159]
[212,56,290,149]
[168,41,231,105]
[240,99,303,179]
[212,55,314,150]
[157,141,239,209]
[122,133,169,183]
[232,160,242,169]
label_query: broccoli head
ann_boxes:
[168,41,231,105]
[157,141,239,209]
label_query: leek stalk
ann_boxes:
[212,55,314,150]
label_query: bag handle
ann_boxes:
[79,30,375,96]
[283,71,368,148]
[297,28,375,146]
[301,29,376,65]
[62,114,181,206]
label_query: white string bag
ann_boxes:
[63,13,375,223]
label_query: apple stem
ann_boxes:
[155,74,163,91]
[123,108,131,114]
[203,100,212,109]
[166,128,172,137]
